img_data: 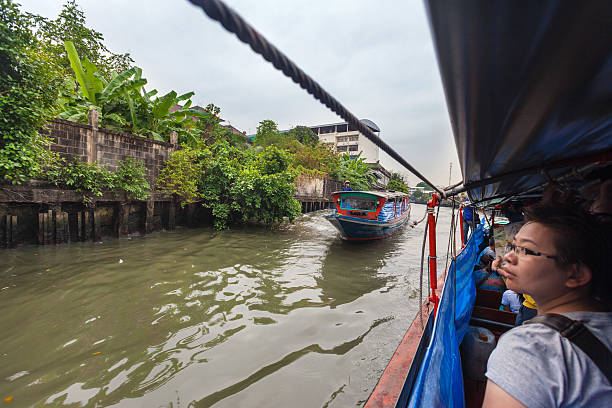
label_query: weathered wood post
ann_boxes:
[88,109,99,164]
[116,202,129,237]
[168,197,176,230]
[169,131,178,145]
[145,198,155,233]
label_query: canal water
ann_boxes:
[1,204,460,407]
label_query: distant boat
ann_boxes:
[326,191,410,240]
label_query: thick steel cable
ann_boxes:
[188,0,445,197]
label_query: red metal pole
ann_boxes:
[459,205,465,247]
[427,193,440,317]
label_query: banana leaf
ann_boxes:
[152,91,177,119]
[176,91,195,102]
[81,58,104,96]
[64,41,96,105]
[172,108,214,121]
[99,67,146,103]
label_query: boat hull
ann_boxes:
[326,210,410,240]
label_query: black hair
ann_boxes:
[523,203,611,307]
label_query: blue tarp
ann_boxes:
[378,201,396,222]
[407,225,484,408]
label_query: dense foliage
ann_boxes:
[157,140,301,229]
[0,0,63,183]
[46,156,150,202]
[336,152,376,190]
[286,126,318,145]
[33,0,133,77]
[387,172,409,193]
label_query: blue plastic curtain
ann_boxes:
[407,225,484,408]
[378,202,396,221]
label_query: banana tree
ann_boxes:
[60,41,146,130]
[337,152,376,190]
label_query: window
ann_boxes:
[337,145,348,152]
[341,196,377,211]
[349,135,359,141]
[336,124,348,133]
[348,145,358,151]
[336,135,349,142]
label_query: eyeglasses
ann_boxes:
[505,242,559,260]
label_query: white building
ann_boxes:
[308,119,381,163]
[308,119,393,189]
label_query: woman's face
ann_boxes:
[501,222,570,304]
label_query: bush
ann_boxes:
[0,0,63,183]
[157,140,301,229]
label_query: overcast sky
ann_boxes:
[18,0,461,187]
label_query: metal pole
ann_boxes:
[459,205,465,247]
[427,193,440,318]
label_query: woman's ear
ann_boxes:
[565,264,592,288]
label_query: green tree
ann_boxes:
[58,41,147,131]
[0,0,63,183]
[157,140,300,229]
[254,119,286,146]
[416,181,434,190]
[292,143,340,178]
[386,172,409,193]
[286,125,317,145]
[336,152,375,190]
[35,0,133,78]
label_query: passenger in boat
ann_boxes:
[463,200,474,242]
[342,180,352,191]
[474,255,506,292]
[478,237,496,263]
[500,289,521,313]
[491,257,538,325]
[514,294,537,326]
[482,203,612,408]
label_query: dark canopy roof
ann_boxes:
[425,1,612,204]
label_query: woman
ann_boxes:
[482,203,612,407]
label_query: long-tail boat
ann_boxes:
[325,191,410,240]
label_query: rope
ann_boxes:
[410,206,428,228]
[188,0,445,197]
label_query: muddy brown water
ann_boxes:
[0,203,460,407]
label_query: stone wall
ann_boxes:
[43,113,177,181]
[294,175,342,200]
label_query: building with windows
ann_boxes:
[308,119,381,163]
[308,119,392,189]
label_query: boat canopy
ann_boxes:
[426,1,612,205]
[331,190,408,200]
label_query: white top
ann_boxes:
[501,290,521,313]
[486,311,612,408]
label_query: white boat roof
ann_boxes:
[332,190,409,199]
